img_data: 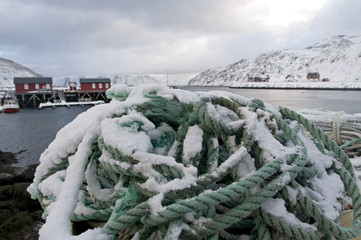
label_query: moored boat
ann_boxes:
[2,99,20,113]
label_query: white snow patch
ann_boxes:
[261,198,317,231]
[286,186,299,205]
[306,172,345,220]
[182,125,203,165]
[100,113,154,156]
[241,107,297,162]
[38,170,66,200]
[132,151,198,214]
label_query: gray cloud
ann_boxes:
[0,0,360,76]
[310,0,361,37]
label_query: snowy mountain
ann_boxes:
[148,73,199,86]
[53,74,162,87]
[0,57,41,88]
[189,35,361,86]
[53,73,200,87]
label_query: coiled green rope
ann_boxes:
[28,85,361,240]
[300,109,361,157]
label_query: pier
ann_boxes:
[10,77,112,108]
[13,89,110,108]
[38,100,105,109]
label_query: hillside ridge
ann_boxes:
[189,35,361,86]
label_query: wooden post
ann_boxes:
[21,94,25,108]
[33,93,36,109]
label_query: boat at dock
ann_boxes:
[1,90,20,113]
[2,99,20,113]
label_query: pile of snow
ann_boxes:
[189,35,361,87]
[0,57,41,88]
[27,84,360,239]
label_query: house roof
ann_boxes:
[14,77,53,84]
[79,78,111,83]
[307,72,320,77]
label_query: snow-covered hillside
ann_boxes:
[0,57,41,88]
[53,73,199,87]
[189,35,361,86]
[148,73,199,86]
[53,74,162,88]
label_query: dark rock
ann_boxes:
[0,210,43,240]
[0,150,18,165]
[0,151,16,176]
[11,182,35,210]
[0,185,12,201]
[0,183,43,240]
[0,173,14,185]
[14,164,37,183]
[0,150,43,240]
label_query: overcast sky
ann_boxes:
[0,0,360,77]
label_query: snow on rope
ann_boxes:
[28,84,361,240]
[299,109,361,158]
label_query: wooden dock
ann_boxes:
[13,89,110,108]
[38,100,105,109]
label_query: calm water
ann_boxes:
[0,106,92,166]
[1,88,360,166]
[182,86,361,114]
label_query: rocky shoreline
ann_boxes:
[0,150,43,240]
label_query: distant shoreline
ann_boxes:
[2,82,361,92]
[184,81,361,91]
[181,85,361,91]
[228,86,361,91]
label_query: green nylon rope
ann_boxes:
[300,110,361,157]
[30,86,361,240]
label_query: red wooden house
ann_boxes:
[14,77,53,93]
[79,78,111,91]
[306,72,320,81]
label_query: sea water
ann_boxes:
[0,106,92,166]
